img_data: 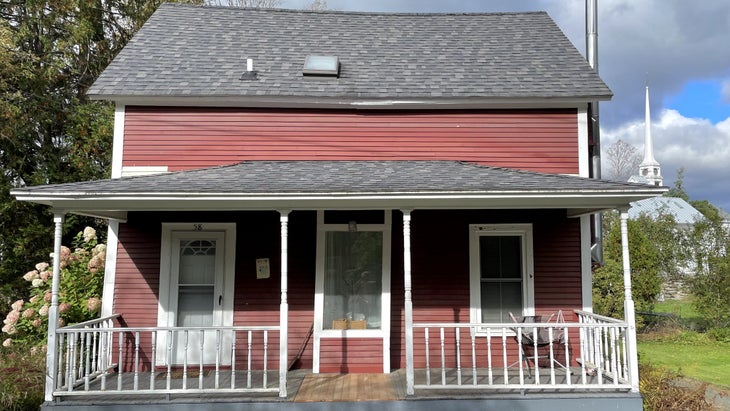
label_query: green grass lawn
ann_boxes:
[638,338,730,388]
[639,298,730,388]
[653,298,701,322]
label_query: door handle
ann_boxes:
[219,295,222,306]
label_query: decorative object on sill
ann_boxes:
[332,319,367,329]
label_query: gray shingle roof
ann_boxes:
[88,4,612,102]
[14,161,660,196]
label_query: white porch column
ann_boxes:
[402,210,414,395]
[619,208,640,392]
[278,210,290,398]
[45,212,65,402]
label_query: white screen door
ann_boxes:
[157,224,236,366]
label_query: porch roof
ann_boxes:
[12,160,665,219]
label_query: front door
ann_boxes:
[157,223,236,366]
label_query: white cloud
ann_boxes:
[602,109,730,210]
[722,79,730,104]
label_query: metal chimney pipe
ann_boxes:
[586,0,603,264]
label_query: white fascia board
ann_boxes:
[15,190,666,214]
[91,95,612,110]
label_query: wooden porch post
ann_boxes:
[45,212,65,402]
[402,210,414,395]
[619,208,640,392]
[278,210,290,398]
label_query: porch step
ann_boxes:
[294,373,398,402]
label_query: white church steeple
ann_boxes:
[639,85,662,186]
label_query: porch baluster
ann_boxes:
[215,329,221,389]
[67,332,76,392]
[166,330,173,390]
[548,327,556,385]
[516,326,524,385]
[610,326,619,386]
[263,330,269,389]
[117,331,123,391]
[455,328,462,386]
[247,330,252,388]
[563,326,571,386]
[134,331,140,391]
[501,328,508,385]
[100,330,107,391]
[150,331,156,390]
[532,326,540,384]
[183,330,189,390]
[486,328,493,385]
[85,328,93,390]
[199,329,205,389]
[56,332,65,390]
[424,328,430,386]
[579,317,589,385]
[621,329,629,380]
[594,326,603,385]
[439,327,446,385]
[231,330,237,389]
[470,328,477,386]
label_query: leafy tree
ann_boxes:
[593,211,663,318]
[685,209,730,328]
[0,0,200,313]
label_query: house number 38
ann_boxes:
[193,224,203,231]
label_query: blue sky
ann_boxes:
[664,80,730,124]
[280,0,730,211]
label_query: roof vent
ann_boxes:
[302,55,340,77]
[240,58,258,81]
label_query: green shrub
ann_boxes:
[1,227,105,348]
[640,363,710,411]
[707,327,730,344]
[0,346,44,410]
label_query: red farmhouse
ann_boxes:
[13,4,664,410]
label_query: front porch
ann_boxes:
[45,310,638,409]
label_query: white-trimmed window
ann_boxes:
[314,211,391,337]
[469,224,534,326]
[313,210,392,373]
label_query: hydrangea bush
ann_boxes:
[1,227,105,348]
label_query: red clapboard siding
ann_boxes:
[113,222,161,327]
[319,338,384,373]
[122,107,579,174]
[111,210,583,372]
[390,210,584,369]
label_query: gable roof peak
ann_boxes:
[88,4,611,106]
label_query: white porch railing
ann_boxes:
[411,311,633,391]
[53,315,282,397]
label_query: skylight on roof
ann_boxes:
[303,55,340,76]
